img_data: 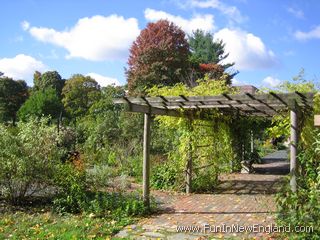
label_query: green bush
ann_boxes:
[53,163,148,216]
[85,152,133,191]
[125,155,143,178]
[84,192,148,217]
[86,164,116,190]
[276,133,320,239]
[53,163,87,213]
[192,167,219,192]
[151,163,179,190]
[0,117,63,204]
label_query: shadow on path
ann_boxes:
[116,150,289,239]
[214,150,289,195]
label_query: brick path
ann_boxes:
[116,150,289,239]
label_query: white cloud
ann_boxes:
[182,0,247,24]
[231,78,244,86]
[144,8,215,34]
[87,72,120,87]
[213,28,278,70]
[287,7,304,19]
[295,25,320,41]
[262,76,281,88]
[0,54,47,84]
[24,15,140,61]
[21,21,30,31]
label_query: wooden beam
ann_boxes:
[127,103,182,117]
[113,92,314,118]
[245,92,281,115]
[290,102,298,192]
[143,113,151,208]
[149,98,311,108]
[115,92,313,106]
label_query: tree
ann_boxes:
[127,20,190,95]
[62,74,101,118]
[0,75,28,124]
[189,30,231,65]
[18,88,63,121]
[33,71,65,96]
[188,30,237,85]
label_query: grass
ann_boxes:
[0,208,135,239]
[0,191,150,240]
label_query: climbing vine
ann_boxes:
[148,76,240,191]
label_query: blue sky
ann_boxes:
[1,0,320,88]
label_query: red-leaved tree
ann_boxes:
[126,20,190,95]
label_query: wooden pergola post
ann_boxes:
[290,102,298,192]
[143,113,151,207]
[186,119,193,194]
[250,130,254,153]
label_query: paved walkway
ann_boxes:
[115,150,289,239]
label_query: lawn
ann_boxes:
[0,205,136,239]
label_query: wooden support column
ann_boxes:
[186,149,192,194]
[143,113,151,207]
[186,119,193,194]
[290,103,298,192]
[250,130,254,153]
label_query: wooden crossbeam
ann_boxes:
[295,91,313,109]
[113,92,314,118]
[223,93,272,117]
[115,93,313,109]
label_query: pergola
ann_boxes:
[114,92,314,207]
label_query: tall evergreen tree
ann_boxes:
[188,30,238,85]
[18,88,63,121]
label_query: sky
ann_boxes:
[1,0,320,88]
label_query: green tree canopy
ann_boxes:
[188,30,232,66]
[188,30,237,84]
[18,88,63,121]
[0,75,28,124]
[33,71,65,96]
[126,20,190,95]
[62,74,101,118]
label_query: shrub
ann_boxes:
[84,192,148,217]
[53,163,87,213]
[151,163,179,190]
[192,167,219,192]
[0,117,63,204]
[123,155,143,178]
[86,164,114,190]
[276,134,320,239]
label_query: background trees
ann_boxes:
[16,71,65,122]
[18,88,63,121]
[62,74,101,118]
[33,71,65,97]
[126,21,237,94]
[188,30,237,85]
[0,74,28,125]
[127,20,190,95]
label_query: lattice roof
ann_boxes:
[113,92,314,118]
